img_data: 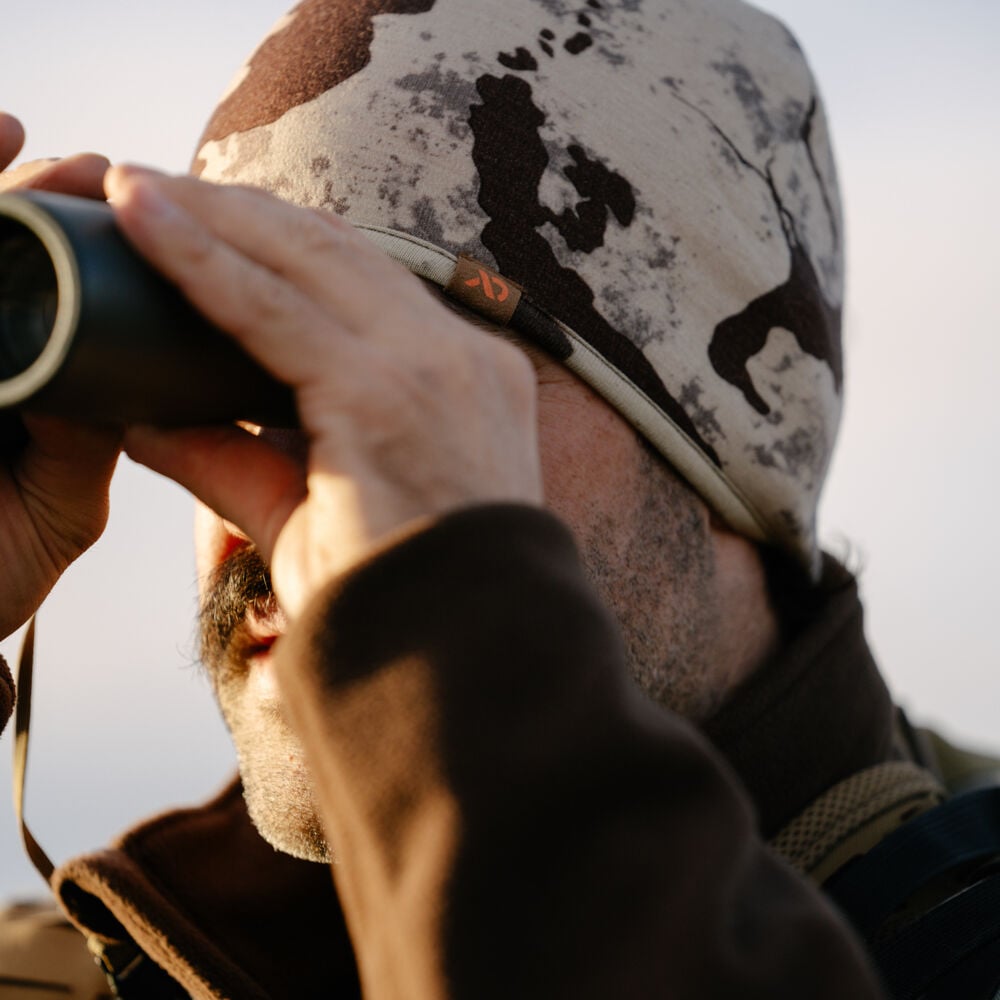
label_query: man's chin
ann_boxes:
[243,784,334,864]
[234,739,335,864]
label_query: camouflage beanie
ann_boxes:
[193,0,843,574]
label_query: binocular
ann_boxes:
[0,189,295,429]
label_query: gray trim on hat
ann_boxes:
[358,223,772,547]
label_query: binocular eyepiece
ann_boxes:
[0,190,295,427]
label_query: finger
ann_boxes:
[29,153,110,198]
[0,152,110,198]
[0,114,25,171]
[124,424,306,561]
[0,158,56,191]
[106,165,431,334]
[106,167,356,388]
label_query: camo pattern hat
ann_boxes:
[194,0,843,574]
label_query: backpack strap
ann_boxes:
[872,871,1000,1000]
[825,788,1000,1000]
[825,787,1000,936]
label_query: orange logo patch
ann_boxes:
[464,268,511,303]
[445,254,522,325]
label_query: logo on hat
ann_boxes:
[464,267,511,303]
[446,255,522,325]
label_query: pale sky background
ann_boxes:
[0,0,997,899]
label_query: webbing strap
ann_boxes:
[873,873,1000,1000]
[12,617,55,883]
[825,787,1000,938]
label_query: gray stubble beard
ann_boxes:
[200,548,334,863]
[575,443,726,722]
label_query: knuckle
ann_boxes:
[179,221,216,269]
[243,270,297,326]
[289,208,343,260]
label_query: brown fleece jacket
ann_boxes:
[3,505,884,998]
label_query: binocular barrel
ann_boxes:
[0,190,296,426]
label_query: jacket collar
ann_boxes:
[53,779,358,1000]
[703,557,895,838]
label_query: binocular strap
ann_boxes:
[12,616,56,884]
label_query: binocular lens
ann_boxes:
[0,218,57,380]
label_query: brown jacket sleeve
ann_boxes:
[275,504,884,1000]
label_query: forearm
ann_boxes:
[276,505,884,999]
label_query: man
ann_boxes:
[0,1,994,997]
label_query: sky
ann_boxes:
[0,0,998,899]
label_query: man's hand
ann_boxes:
[109,167,544,619]
[0,113,121,639]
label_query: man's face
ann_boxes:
[196,508,329,861]
[195,336,727,862]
